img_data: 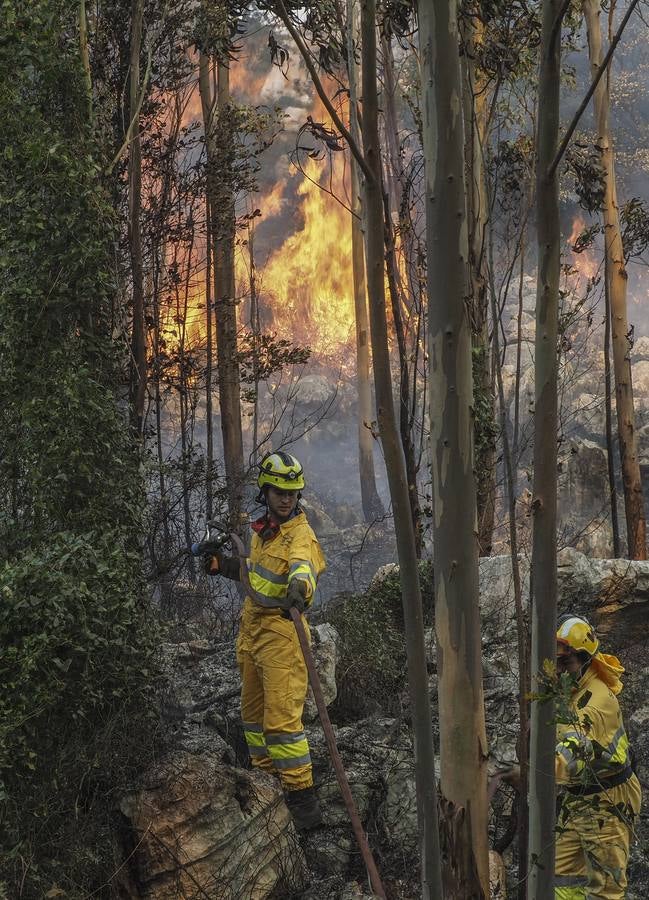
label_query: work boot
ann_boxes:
[285,786,322,831]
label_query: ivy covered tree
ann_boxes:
[0,2,156,894]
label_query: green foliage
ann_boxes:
[566,141,607,212]
[0,532,153,781]
[328,562,434,722]
[238,331,311,402]
[621,197,649,262]
[0,2,157,894]
[0,533,157,896]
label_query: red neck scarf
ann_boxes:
[251,513,281,541]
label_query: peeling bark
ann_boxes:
[418,1,489,895]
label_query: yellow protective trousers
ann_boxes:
[555,773,642,899]
[236,598,313,791]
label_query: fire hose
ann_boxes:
[222,530,387,899]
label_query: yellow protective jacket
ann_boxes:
[554,655,641,898]
[244,511,326,609]
[555,654,634,788]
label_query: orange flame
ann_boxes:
[260,156,355,356]
[153,57,358,366]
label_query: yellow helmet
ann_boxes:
[257,450,305,492]
[557,614,599,657]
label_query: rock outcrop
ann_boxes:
[119,553,648,899]
[120,753,308,899]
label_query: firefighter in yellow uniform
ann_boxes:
[554,614,641,899]
[206,450,326,830]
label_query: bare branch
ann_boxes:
[549,0,641,177]
[272,0,374,184]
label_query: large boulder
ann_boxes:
[120,752,308,899]
[570,392,607,440]
[557,440,613,557]
[632,359,649,398]
[556,547,649,608]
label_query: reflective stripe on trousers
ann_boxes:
[236,601,313,790]
[555,873,588,898]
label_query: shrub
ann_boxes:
[0,531,158,896]
[328,561,434,721]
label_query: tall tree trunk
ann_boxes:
[79,0,92,123]
[380,35,422,551]
[383,191,422,553]
[583,0,646,558]
[248,218,261,457]
[513,237,526,456]
[152,240,172,608]
[461,12,496,557]
[347,0,384,523]
[202,54,245,528]
[214,61,244,528]
[128,0,146,437]
[604,262,621,555]
[488,237,530,899]
[199,53,215,521]
[205,199,215,521]
[175,231,196,584]
[418,1,489,895]
[528,0,562,894]
[361,2,443,895]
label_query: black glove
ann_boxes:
[282,578,308,617]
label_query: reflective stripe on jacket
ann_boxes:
[555,666,632,786]
[246,512,325,608]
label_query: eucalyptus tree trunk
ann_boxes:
[461,14,496,556]
[152,241,172,605]
[202,54,245,528]
[383,196,422,553]
[583,0,646,559]
[175,231,196,584]
[489,238,530,900]
[214,61,244,528]
[361,2,442,895]
[248,219,261,457]
[199,53,215,521]
[347,0,384,523]
[128,0,147,437]
[528,0,562,894]
[380,35,422,552]
[418,1,489,895]
[205,201,215,520]
[604,268,621,555]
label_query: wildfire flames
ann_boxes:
[260,157,355,356]
[153,66,357,366]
